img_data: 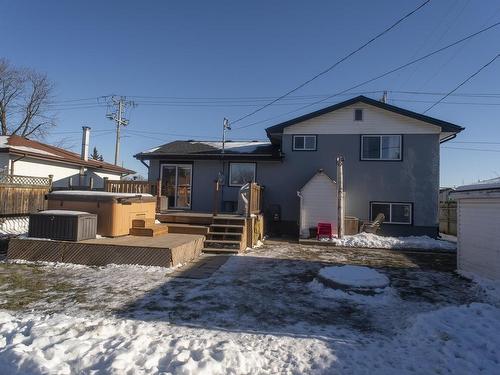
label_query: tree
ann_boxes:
[90,147,103,161]
[0,58,55,138]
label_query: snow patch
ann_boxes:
[37,210,92,216]
[326,233,456,251]
[48,190,152,198]
[194,141,270,153]
[318,265,389,288]
[309,279,396,305]
[0,217,28,238]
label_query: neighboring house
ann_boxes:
[135,95,464,237]
[451,178,500,280]
[439,187,455,202]
[0,135,133,189]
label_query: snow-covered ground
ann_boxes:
[318,265,389,288]
[0,216,29,238]
[326,233,456,251]
[0,242,498,374]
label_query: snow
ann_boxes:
[194,141,271,153]
[37,210,92,216]
[327,233,456,251]
[460,271,500,305]
[0,217,29,237]
[48,190,153,198]
[0,137,57,156]
[0,136,7,148]
[0,242,498,374]
[318,265,389,288]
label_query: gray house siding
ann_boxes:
[148,133,439,237]
[257,133,440,236]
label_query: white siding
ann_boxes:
[299,173,337,237]
[9,156,121,189]
[283,103,441,135]
[457,199,500,280]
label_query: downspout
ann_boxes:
[10,154,26,175]
[297,190,303,238]
[139,159,150,170]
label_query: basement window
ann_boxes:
[370,202,412,224]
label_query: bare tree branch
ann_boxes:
[0,58,55,138]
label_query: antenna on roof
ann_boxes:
[381,90,388,103]
[222,118,231,154]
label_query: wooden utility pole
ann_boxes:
[106,96,136,165]
[337,155,345,238]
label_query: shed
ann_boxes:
[451,177,500,280]
[297,170,337,238]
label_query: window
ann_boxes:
[229,163,256,186]
[370,202,412,224]
[361,135,401,160]
[293,135,317,151]
[354,108,363,121]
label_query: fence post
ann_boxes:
[89,177,94,191]
[156,179,162,213]
[48,175,53,191]
[103,177,109,192]
[247,183,253,218]
[213,180,219,216]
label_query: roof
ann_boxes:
[135,140,281,160]
[0,135,133,175]
[454,177,500,193]
[265,95,465,136]
[299,169,336,191]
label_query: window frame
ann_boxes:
[354,108,364,122]
[292,135,317,151]
[228,162,256,187]
[360,134,402,161]
[370,201,413,225]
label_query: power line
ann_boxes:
[443,146,500,152]
[423,53,500,113]
[232,20,500,131]
[229,0,431,125]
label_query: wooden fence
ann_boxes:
[439,201,457,235]
[248,183,263,217]
[104,178,159,195]
[0,174,52,216]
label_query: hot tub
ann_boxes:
[47,191,156,237]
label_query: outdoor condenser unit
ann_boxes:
[28,210,97,241]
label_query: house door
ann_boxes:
[160,164,192,209]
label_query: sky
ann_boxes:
[1,0,499,187]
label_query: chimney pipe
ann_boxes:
[81,126,90,161]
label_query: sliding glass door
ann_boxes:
[160,164,192,209]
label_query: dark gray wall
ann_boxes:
[146,133,440,236]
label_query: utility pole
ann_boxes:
[336,155,345,239]
[222,118,231,154]
[381,90,388,103]
[106,96,136,165]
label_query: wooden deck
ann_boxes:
[7,233,205,268]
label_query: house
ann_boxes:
[451,178,500,280]
[135,95,464,237]
[0,131,133,189]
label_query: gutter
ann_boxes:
[439,133,457,144]
[139,159,150,170]
[10,153,27,175]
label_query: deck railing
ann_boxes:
[104,178,159,195]
[247,182,263,217]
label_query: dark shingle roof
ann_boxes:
[265,95,465,136]
[135,140,280,160]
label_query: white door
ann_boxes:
[160,164,192,209]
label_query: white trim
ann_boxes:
[370,201,412,225]
[160,163,192,209]
[292,135,317,151]
[228,162,256,187]
[361,134,402,161]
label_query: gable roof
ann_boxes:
[0,135,133,175]
[265,95,465,136]
[135,140,281,160]
[299,169,336,191]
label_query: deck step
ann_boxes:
[210,224,245,229]
[204,239,241,250]
[202,247,240,254]
[131,218,156,228]
[129,224,168,237]
[167,223,209,235]
[208,231,241,236]
[204,239,241,245]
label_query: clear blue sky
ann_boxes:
[1,0,500,187]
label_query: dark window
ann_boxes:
[293,135,317,151]
[371,202,412,224]
[229,163,256,187]
[361,135,402,160]
[354,109,363,121]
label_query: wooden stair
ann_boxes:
[166,223,209,236]
[129,223,168,237]
[202,216,246,254]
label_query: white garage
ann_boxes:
[297,170,337,238]
[452,178,500,280]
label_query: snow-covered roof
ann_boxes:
[135,140,280,160]
[455,177,500,192]
[48,191,153,198]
